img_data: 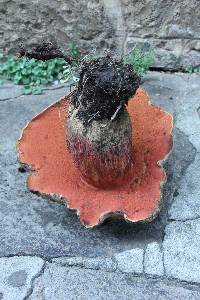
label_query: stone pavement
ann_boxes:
[0,72,200,299]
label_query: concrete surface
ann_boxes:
[0,72,200,299]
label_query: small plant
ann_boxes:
[68,43,80,58]
[185,66,200,73]
[60,63,79,83]
[0,55,66,94]
[125,46,155,77]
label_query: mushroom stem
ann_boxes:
[66,56,140,188]
[67,104,133,188]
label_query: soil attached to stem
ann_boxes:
[71,56,140,123]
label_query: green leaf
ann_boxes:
[32,86,42,95]
[35,79,41,85]
[22,77,30,85]
[69,43,79,58]
[57,72,64,80]
[185,66,193,73]
[40,78,49,85]
[23,86,32,95]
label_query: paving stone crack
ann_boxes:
[23,260,46,300]
[0,94,23,102]
[42,83,73,91]
[142,244,147,274]
[45,263,200,290]
[51,261,116,274]
[197,106,200,119]
[0,254,52,262]
[1,254,200,290]
[168,216,200,222]
[160,230,166,276]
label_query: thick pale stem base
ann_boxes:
[66,104,133,188]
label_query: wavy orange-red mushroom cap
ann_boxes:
[17,88,173,228]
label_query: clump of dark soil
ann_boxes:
[72,56,140,122]
[17,42,74,64]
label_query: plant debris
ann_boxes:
[17,42,75,64]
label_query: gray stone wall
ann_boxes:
[1,0,200,69]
